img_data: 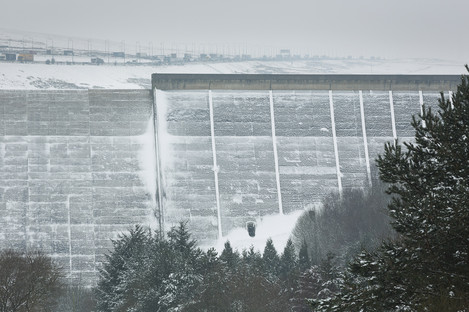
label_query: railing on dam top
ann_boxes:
[151,73,461,91]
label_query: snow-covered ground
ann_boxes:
[0,58,465,90]
[211,210,304,254]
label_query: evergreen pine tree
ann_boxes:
[279,239,298,283]
[294,255,344,312]
[97,225,158,311]
[96,223,208,312]
[159,222,205,311]
[242,246,263,273]
[279,238,300,304]
[316,67,469,311]
[298,239,311,273]
[262,238,281,277]
[220,240,239,270]
[167,221,198,258]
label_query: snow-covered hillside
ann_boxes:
[0,58,464,90]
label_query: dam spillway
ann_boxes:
[0,74,460,285]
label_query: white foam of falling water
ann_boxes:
[136,115,158,230]
[212,210,303,254]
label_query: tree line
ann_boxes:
[95,177,396,312]
[96,222,301,311]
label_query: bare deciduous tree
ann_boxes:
[0,249,63,312]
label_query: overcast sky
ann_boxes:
[1,0,467,61]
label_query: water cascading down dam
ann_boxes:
[0,73,460,285]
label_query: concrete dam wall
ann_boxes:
[153,74,458,242]
[0,74,460,285]
[0,89,157,285]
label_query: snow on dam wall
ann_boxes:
[0,74,460,285]
[0,89,157,286]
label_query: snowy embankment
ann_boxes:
[0,58,464,90]
[211,211,304,254]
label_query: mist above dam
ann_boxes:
[1,0,468,62]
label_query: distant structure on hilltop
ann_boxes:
[0,29,384,66]
[0,73,459,286]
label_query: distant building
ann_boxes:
[209,54,220,61]
[91,57,104,65]
[112,52,125,58]
[64,50,74,56]
[18,54,32,62]
[280,49,291,57]
[18,53,34,62]
[5,53,16,61]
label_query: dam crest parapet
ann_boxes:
[152,73,460,91]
